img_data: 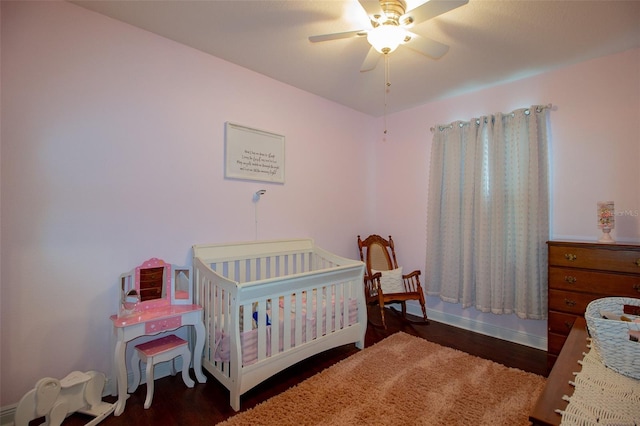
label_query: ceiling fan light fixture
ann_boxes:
[367,25,406,54]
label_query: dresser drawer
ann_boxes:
[548,311,578,336]
[549,267,640,296]
[548,289,601,315]
[549,245,640,274]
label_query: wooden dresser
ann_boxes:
[547,240,640,369]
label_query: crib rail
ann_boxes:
[193,239,353,284]
[193,239,365,411]
[193,238,315,265]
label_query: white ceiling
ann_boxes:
[71,0,640,117]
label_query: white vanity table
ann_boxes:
[109,258,207,416]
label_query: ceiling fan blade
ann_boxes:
[360,46,381,72]
[401,0,468,27]
[309,29,366,43]
[358,0,385,21]
[403,32,449,59]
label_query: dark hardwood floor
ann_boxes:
[55,309,547,425]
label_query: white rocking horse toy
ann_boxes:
[14,370,114,426]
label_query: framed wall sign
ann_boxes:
[224,122,285,184]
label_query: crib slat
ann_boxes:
[282,293,292,351]
[278,256,285,278]
[306,252,312,271]
[267,256,275,279]
[242,301,251,332]
[259,257,267,280]
[341,282,349,327]
[214,285,226,372]
[338,285,342,330]
[294,292,303,346]
[256,299,267,361]
[270,296,280,357]
[303,290,311,342]
[294,254,304,274]
[246,259,253,282]
[317,286,324,338]
[283,255,290,276]
[334,284,341,330]
[249,258,259,282]
[202,276,212,362]
[239,260,247,284]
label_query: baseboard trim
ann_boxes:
[405,304,547,351]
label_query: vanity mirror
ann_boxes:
[172,266,193,305]
[119,289,140,317]
[123,289,140,307]
[118,275,140,318]
[118,258,193,316]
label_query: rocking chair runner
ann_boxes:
[357,234,428,329]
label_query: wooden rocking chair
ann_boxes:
[357,234,428,329]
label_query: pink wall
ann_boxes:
[2,0,639,410]
[0,1,373,407]
[375,48,640,344]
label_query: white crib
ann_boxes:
[192,238,366,411]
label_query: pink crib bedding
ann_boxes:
[213,297,358,366]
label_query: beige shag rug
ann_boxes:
[218,332,546,426]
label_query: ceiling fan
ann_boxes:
[309,0,468,72]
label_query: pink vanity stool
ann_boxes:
[129,334,195,409]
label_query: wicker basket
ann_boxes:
[584,297,640,380]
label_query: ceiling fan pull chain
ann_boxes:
[384,53,390,135]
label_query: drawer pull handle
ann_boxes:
[564,299,577,307]
[635,259,640,267]
[564,253,577,261]
[564,321,573,330]
[564,276,577,283]
[634,284,640,293]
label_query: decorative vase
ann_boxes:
[598,227,615,244]
[597,201,615,244]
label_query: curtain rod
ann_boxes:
[429,103,554,133]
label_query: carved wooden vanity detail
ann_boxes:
[547,240,640,369]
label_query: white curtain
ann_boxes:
[425,105,550,319]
